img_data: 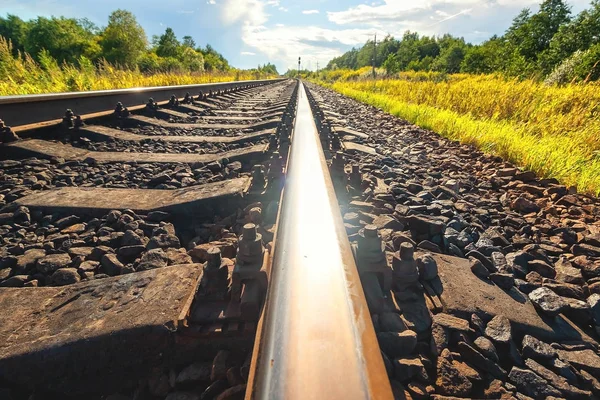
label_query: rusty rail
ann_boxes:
[0,78,285,132]
[246,82,393,400]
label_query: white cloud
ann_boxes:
[208,0,216,4]
[221,0,268,25]
[279,6,288,11]
[241,51,256,55]
[327,1,428,25]
[241,23,378,70]
[223,0,591,73]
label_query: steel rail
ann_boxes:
[246,82,393,400]
[0,78,285,131]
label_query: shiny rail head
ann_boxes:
[247,82,393,400]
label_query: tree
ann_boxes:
[394,31,420,70]
[506,0,571,62]
[382,53,401,74]
[540,0,600,72]
[182,35,196,49]
[461,47,489,73]
[156,27,180,58]
[24,16,99,63]
[0,14,29,53]
[432,45,465,73]
[180,47,204,72]
[201,44,230,71]
[137,52,160,72]
[100,10,147,66]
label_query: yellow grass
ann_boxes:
[0,37,274,95]
[313,68,600,195]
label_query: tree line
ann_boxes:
[0,9,278,75]
[325,0,600,83]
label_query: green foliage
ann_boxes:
[137,52,161,72]
[383,54,400,74]
[156,27,180,58]
[432,45,465,73]
[0,10,255,75]
[0,10,280,93]
[182,36,196,49]
[201,44,230,71]
[0,35,276,96]
[100,9,148,67]
[323,0,600,83]
[576,43,600,81]
[0,14,28,53]
[180,47,204,72]
[24,16,100,64]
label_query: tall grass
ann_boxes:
[0,37,273,95]
[313,69,600,195]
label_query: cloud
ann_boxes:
[240,23,378,70]
[327,1,428,25]
[221,0,267,25]
[177,10,195,14]
[241,51,256,55]
[225,0,592,72]
[208,0,216,4]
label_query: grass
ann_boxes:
[312,68,600,195]
[0,37,274,96]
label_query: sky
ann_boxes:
[0,0,592,73]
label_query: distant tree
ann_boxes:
[257,62,278,75]
[540,0,600,73]
[201,44,230,71]
[137,52,161,72]
[24,16,99,63]
[78,18,100,35]
[396,31,421,70]
[382,53,401,74]
[461,46,491,73]
[506,0,571,62]
[432,45,465,73]
[0,14,29,53]
[100,10,147,67]
[156,27,180,58]
[180,46,204,72]
[182,35,196,49]
[575,43,600,81]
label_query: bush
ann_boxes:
[544,50,587,85]
[576,43,600,82]
[137,52,160,72]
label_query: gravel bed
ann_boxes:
[65,136,267,154]
[307,82,600,400]
[0,158,252,204]
[126,125,261,137]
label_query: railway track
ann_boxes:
[1,78,600,400]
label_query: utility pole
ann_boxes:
[372,33,377,78]
[298,57,301,78]
[316,61,319,74]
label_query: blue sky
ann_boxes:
[1,0,592,72]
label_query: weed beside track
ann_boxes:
[313,70,600,195]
